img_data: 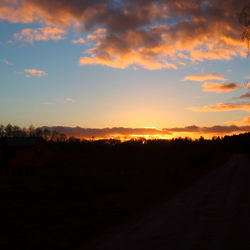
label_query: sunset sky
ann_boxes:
[0,0,250,139]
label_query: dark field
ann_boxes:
[0,133,250,249]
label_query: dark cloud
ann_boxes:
[239,90,250,98]
[202,82,242,92]
[1,0,249,69]
[42,126,171,139]
[164,125,250,134]
[41,124,250,139]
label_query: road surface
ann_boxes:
[81,154,250,250]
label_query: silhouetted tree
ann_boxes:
[28,125,36,137]
[0,124,5,137]
[50,130,61,142]
[5,124,14,137]
[68,136,80,143]
[34,128,43,137]
[12,125,25,137]
[42,128,51,141]
[58,133,67,142]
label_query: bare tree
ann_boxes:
[28,125,36,137]
[0,124,5,137]
[5,124,13,137]
[12,125,25,137]
[43,128,51,141]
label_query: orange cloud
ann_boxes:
[14,27,66,43]
[87,29,106,41]
[79,49,177,70]
[42,126,171,139]
[227,116,250,126]
[202,82,242,93]
[183,73,226,82]
[42,125,250,140]
[189,102,250,112]
[72,37,85,44]
[0,0,105,26]
[0,0,248,69]
[24,69,47,77]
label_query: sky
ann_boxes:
[0,0,250,139]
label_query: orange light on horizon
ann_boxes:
[73,131,249,141]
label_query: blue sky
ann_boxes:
[0,0,250,138]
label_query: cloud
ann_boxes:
[0,58,13,65]
[0,0,248,69]
[189,102,250,112]
[65,98,76,103]
[202,82,242,93]
[6,40,14,44]
[164,125,250,134]
[41,124,250,139]
[14,27,66,43]
[41,126,171,139]
[238,90,250,99]
[24,69,47,77]
[183,73,226,82]
[227,116,250,126]
[72,37,85,44]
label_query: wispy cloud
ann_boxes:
[24,69,47,78]
[14,27,66,43]
[227,116,250,126]
[183,73,226,82]
[41,126,171,139]
[72,37,85,44]
[238,90,250,99]
[189,102,250,112]
[0,58,13,66]
[202,82,242,93]
[41,125,250,139]
[164,125,250,134]
[6,40,14,44]
[65,98,76,103]
[0,0,247,69]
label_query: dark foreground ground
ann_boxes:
[0,134,250,249]
[83,154,250,250]
[1,154,249,250]
[0,173,209,250]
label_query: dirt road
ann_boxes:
[83,154,250,250]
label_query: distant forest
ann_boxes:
[1,124,250,147]
[0,124,69,142]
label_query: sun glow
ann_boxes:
[127,134,172,140]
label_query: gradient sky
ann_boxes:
[0,0,250,138]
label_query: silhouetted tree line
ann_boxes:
[0,124,68,142]
[1,124,250,151]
